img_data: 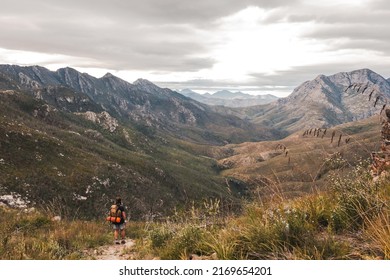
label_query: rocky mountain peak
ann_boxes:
[100,72,127,82]
[133,78,157,88]
[133,78,165,95]
[56,67,81,81]
[102,72,114,79]
[252,68,390,133]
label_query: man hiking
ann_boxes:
[107,197,127,244]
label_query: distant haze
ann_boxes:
[0,0,390,97]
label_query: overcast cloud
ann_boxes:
[0,0,389,96]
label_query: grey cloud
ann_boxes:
[262,0,390,25]
[0,0,296,23]
[0,12,216,71]
[303,22,390,56]
[0,0,389,91]
[250,63,390,88]
[259,1,390,59]
[0,0,299,72]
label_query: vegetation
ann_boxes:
[216,116,381,198]
[0,208,111,259]
[2,157,389,260]
[1,69,389,260]
[0,91,236,220]
[135,163,390,260]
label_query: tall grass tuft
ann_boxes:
[364,210,390,259]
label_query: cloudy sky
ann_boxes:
[0,0,389,96]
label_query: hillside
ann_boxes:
[0,65,287,219]
[214,116,381,197]
[226,69,390,133]
[0,88,245,219]
[1,65,388,222]
[2,66,390,261]
[0,65,282,145]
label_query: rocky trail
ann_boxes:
[85,239,136,260]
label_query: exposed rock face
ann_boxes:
[0,193,30,208]
[250,69,390,133]
[77,111,119,132]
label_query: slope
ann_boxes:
[0,87,240,219]
[0,65,283,144]
[236,69,390,133]
[214,116,381,198]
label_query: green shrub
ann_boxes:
[158,225,206,259]
[149,226,173,248]
[330,166,384,230]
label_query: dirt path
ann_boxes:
[86,239,136,260]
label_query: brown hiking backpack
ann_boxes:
[106,204,122,223]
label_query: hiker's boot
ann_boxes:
[115,240,120,245]
[121,239,126,244]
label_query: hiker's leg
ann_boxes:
[121,228,125,239]
[114,229,119,240]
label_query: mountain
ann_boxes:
[178,89,278,107]
[179,88,206,98]
[2,65,387,219]
[0,73,250,219]
[212,90,244,99]
[243,69,390,133]
[0,64,285,219]
[0,65,282,144]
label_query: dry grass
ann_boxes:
[365,211,390,259]
[0,208,111,259]
[217,117,381,199]
[139,161,390,260]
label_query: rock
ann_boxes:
[0,193,29,208]
[76,111,118,132]
[188,253,218,260]
[51,216,62,222]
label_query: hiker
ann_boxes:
[107,197,127,244]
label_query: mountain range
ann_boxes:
[178,88,278,107]
[1,64,390,219]
[0,65,281,144]
[0,64,284,218]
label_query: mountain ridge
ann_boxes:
[178,88,278,107]
[240,68,390,133]
[0,87,240,219]
[0,64,282,144]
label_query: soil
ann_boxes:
[85,239,136,260]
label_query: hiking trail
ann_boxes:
[86,239,136,260]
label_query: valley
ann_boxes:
[1,64,390,260]
[1,65,389,220]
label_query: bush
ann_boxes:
[330,165,384,230]
[149,226,173,249]
[159,225,206,259]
